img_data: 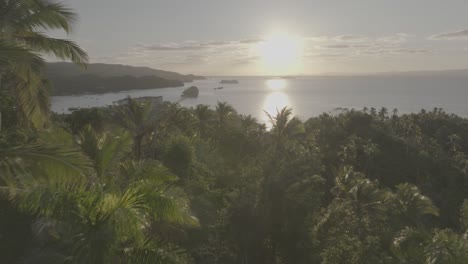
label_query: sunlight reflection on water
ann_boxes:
[262,92,292,127]
[261,79,294,126]
[266,79,287,90]
[52,76,468,124]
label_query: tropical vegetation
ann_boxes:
[2,1,468,263]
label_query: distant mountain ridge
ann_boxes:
[314,69,468,77]
[50,74,184,95]
[47,62,204,96]
[373,69,468,77]
[46,62,204,82]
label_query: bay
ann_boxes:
[51,75,468,123]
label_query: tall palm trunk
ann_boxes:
[0,73,2,132]
[133,134,144,160]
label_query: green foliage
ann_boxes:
[113,97,156,160]
[12,1,468,263]
[461,200,468,231]
[63,107,109,134]
[3,2,468,262]
[0,0,88,128]
[162,135,194,178]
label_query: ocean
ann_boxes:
[51,75,468,123]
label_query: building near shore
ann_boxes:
[115,96,163,106]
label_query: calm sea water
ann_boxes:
[51,76,468,123]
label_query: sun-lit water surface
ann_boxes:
[261,79,293,124]
[262,91,291,120]
[266,79,287,90]
[52,76,468,123]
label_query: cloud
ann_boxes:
[376,33,409,44]
[334,35,367,42]
[351,44,373,48]
[361,50,386,55]
[307,53,347,58]
[431,29,468,40]
[304,33,427,59]
[239,38,264,44]
[160,54,208,67]
[306,33,408,45]
[231,56,261,65]
[93,33,428,74]
[392,49,429,54]
[360,48,428,56]
[133,40,237,52]
[202,41,232,46]
[95,38,261,70]
[135,43,208,51]
[321,44,351,49]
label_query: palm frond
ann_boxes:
[122,239,191,264]
[0,40,44,72]
[78,126,131,178]
[0,143,92,181]
[17,0,77,33]
[392,183,439,217]
[14,32,88,65]
[120,160,198,226]
[11,72,50,128]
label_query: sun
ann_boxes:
[255,31,303,75]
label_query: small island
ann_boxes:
[181,86,199,98]
[220,80,239,84]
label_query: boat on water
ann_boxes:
[115,96,163,106]
[214,87,224,90]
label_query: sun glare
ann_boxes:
[266,79,287,90]
[256,32,303,75]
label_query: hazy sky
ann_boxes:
[58,0,468,75]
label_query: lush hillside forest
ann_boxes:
[4,97,468,263]
[2,0,468,263]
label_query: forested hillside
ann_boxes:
[3,99,468,263]
[47,62,204,81]
[50,74,184,95]
[47,62,205,95]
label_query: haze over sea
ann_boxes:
[52,75,468,123]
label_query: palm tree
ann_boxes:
[194,104,213,138]
[240,114,257,132]
[72,127,197,263]
[266,107,304,150]
[162,102,195,135]
[0,143,91,184]
[78,125,131,180]
[392,227,468,264]
[331,167,388,217]
[424,229,468,264]
[213,102,236,142]
[391,226,431,263]
[461,200,468,231]
[3,127,197,263]
[0,0,88,128]
[215,101,235,129]
[387,183,439,224]
[114,97,156,160]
